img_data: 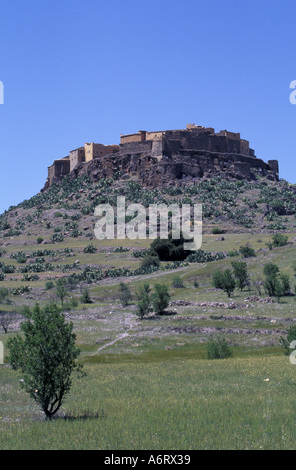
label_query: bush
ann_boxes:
[140,255,160,269]
[51,233,64,243]
[118,282,132,307]
[239,243,256,258]
[37,237,44,244]
[152,284,170,314]
[136,283,151,319]
[45,280,55,290]
[212,227,224,234]
[207,337,233,360]
[2,264,15,274]
[212,270,224,289]
[83,244,97,254]
[272,233,288,247]
[80,288,92,304]
[171,276,185,288]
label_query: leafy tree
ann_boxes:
[264,273,278,297]
[136,283,151,319]
[212,270,224,289]
[0,311,20,334]
[151,284,171,314]
[263,263,280,297]
[55,278,69,306]
[280,273,291,295]
[7,303,85,420]
[221,269,236,297]
[118,282,132,307]
[231,261,249,291]
[274,278,285,303]
[263,263,279,278]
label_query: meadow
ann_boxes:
[1,175,296,450]
[1,353,296,450]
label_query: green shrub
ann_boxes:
[152,284,170,314]
[140,255,160,269]
[45,280,55,290]
[51,233,64,243]
[239,243,256,258]
[272,233,288,247]
[83,244,97,254]
[80,288,92,304]
[136,283,151,319]
[212,227,224,234]
[2,264,15,274]
[212,270,224,289]
[118,282,132,307]
[207,337,233,360]
[171,276,185,288]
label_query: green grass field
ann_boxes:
[2,176,296,449]
[1,354,296,450]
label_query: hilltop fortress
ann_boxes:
[44,124,279,189]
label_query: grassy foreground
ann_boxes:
[1,352,296,450]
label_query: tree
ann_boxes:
[231,261,249,291]
[0,311,20,334]
[136,283,151,319]
[118,282,132,307]
[151,284,171,314]
[212,270,224,289]
[274,278,285,303]
[80,288,92,304]
[7,303,84,420]
[263,263,279,278]
[280,273,290,295]
[263,263,280,297]
[221,269,236,298]
[55,278,69,305]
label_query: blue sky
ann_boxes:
[0,0,295,215]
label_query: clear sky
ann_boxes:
[0,0,295,215]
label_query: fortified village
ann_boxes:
[44,123,279,190]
